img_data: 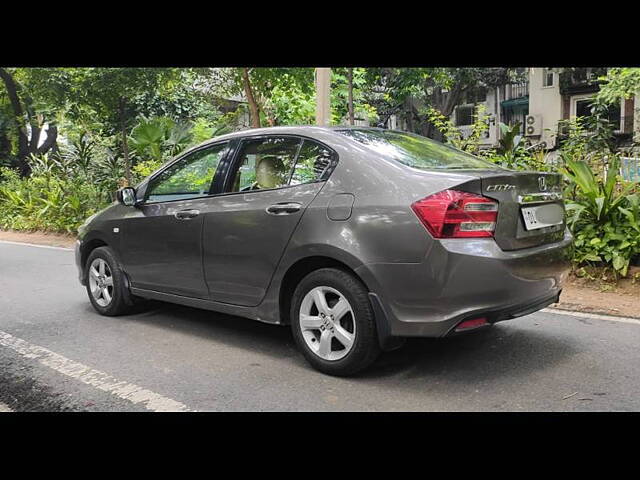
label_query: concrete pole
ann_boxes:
[315,68,331,126]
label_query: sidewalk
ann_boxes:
[1,229,638,319]
[0,230,76,249]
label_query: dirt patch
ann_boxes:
[0,229,76,249]
[551,273,640,319]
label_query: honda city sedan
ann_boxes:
[76,126,571,375]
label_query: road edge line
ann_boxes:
[542,308,640,325]
[0,240,73,251]
[0,330,192,412]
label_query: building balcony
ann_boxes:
[559,68,608,95]
[504,82,529,100]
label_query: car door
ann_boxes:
[202,135,337,306]
[119,142,229,299]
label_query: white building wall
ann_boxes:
[528,68,562,149]
[454,88,499,147]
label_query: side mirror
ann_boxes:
[116,187,137,207]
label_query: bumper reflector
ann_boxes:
[455,317,489,331]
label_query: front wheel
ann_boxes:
[290,268,381,376]
[85,246,139,316]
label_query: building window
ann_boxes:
[572,96,621,132]
[542,69,554,88]
[463,86,487,104]
[574,98,592,118]
[455,105,474,126]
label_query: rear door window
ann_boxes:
[227,136,337,192]
[229,137,301,192]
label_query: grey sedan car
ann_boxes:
[76,126,571,375]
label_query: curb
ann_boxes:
[548,304,640,321]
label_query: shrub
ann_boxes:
[562,156,640,277]
[132,159,164,184]
[0,156,110,234]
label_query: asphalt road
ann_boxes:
[1,241,639,412]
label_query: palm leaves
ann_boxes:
[129,116,193,163]
[561,155,635,224]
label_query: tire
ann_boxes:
[290,268,381,376]
[84,246,139,316]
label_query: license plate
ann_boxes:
[521,203,564,231]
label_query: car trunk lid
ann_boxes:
[478,171,565,251]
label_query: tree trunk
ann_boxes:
[0,67,30,176]
[119,98,132,186]
[242,68,261,128]
[0,68,59,175]
[441,84,464,118]
[347,68,354,125]
[422,83,466,142]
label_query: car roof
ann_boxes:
[169,125,397,163]
[190,125,387,150]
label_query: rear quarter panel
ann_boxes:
[285,132,486,265]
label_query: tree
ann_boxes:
[595,68,640,104]
[0,67,60,176]
[330,68,378,126]
[347,68,354,125]
[241,68,261,128]
[362,68,519,139]
[213,68,315,128]
[58,68,182,185]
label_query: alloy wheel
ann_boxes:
[299,286,356,361]
[88,258,114,307]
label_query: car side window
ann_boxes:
[229,137,302,193]
[289,140,335,185]
[146,143,227,203]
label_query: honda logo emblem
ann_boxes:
[538,176,547,191]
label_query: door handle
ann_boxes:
[266,202,302,215]
[174,209,200,220]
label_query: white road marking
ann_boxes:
[0,330,191,412]
[0,240,73,251]
[543,308,640,326]
[0,402,12,412]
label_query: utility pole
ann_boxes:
[348,68,355,125]
[315,68,331,126]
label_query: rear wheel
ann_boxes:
[290,268,381,376]
[85,246,139,316]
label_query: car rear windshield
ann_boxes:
[337,129,501,170]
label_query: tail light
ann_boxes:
[411,190,498,238]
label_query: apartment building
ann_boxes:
[451,67,638,151]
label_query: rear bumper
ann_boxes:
[442,289,561,336]
[356,229,572,338]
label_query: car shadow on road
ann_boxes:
[98,300,578,383]
[104,300,300,360]
[361,324,578,384]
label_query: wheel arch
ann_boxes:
[79,234,120,286]
[278,255,371,326]
[80,238,109,271]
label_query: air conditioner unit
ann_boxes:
[525,114,542,136]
